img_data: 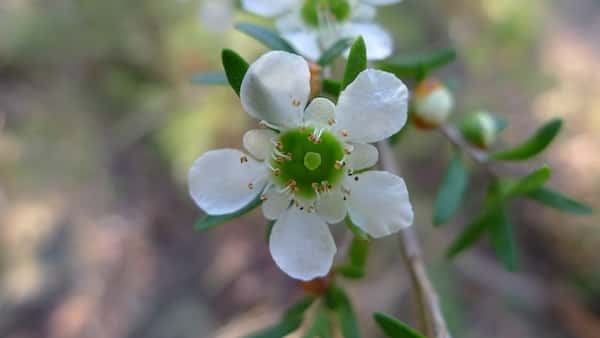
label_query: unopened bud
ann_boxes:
[460,111,498,149]
[412,79,454,130]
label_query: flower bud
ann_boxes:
[411,79,454,130]
[460,111,498,149]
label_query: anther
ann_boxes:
[354,176,359,181]
[292,99,301,107]
[327,118,336,126]
[260,194,268,201]
[344,145,354,155]
[340,129,349,137]
[240,156,248,163]
[335,160,345,170]
[248,183,254,189]
[273,168,281,176]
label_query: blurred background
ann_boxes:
[1,0,599,337]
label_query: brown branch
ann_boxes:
[377,141,453,338]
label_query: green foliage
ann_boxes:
[338,236,370,279]
[527,187,593,215]
[433,151,469,226]
[373,312,426,338]
[244,296,316,338]
[191,72,227,85]
[377,48,456,80]
[318,38,353,66]
[194,193,262,231]
[322,79,342,97]
[235,23,298,53]
[342,37,367,90]
[221,49,249,96]
[325,286,361,338]
[446,166,551,260]
[486,182,518,271]
[492,118,562,160]
[302,309,333,338]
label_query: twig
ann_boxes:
[377,140,453,338]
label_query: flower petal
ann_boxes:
[189,149,267,215]
[304,97,336,127]
[243,129,276,160]
[335,69,408,143]
[352,4,376,20]
[316,189,347,224]
[346,171,413,238]
[269,208,336,280]
[346,143,378,171]
[240,51,310,128]
[262,189,292,220]
[240,0,296,17]
[281,31,322,61]
[360,0,403,6]
[342,23,393,60]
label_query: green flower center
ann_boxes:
[301,0,352,27]
[271,127,345,199]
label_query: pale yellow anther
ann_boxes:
[240,156,248,164]
[248,182,254,190]
[340,129,349,137]
[327,118,336,126]
[273,168,281,176]
[334,160,345,170]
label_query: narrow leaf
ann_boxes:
[376,49,456,79]
[492,119,563,161]
[302,308,333,338]
[488,207,518,271]
[244,318,303,338]
[322,79,341,97]
[194,193,262,231]
[446,166,550,258]
[235,22,297,53]
[221,49,249,96]
[342,37,367,90]
[433,152,469,225]
[244,296,315,338]
[318,38,353,66]
[505,165,552,198]
[325,286,361,338]
[191,72,228,85]
[373,312,426,338]
[527,187,593,215]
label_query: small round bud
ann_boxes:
[412,79,454,130]
[460,111,498,149]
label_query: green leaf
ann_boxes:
[433,151,469,225]
[302,308,333,338]
[244,318,303,338]
[338,236,370,279]
[325,286,361,338]
[342,36,367,90]
[318,38,353,66]
[446,166,551,258]
[221,49,249,96]
[322,79,341,97]
[373,312,426,338]
[487,206,518,271]
[491,119,563,161]
[235,22,297,53]
[194,193,262,231]
[244,296,315,338]
[191,72,228,85]
[504,165,552,198]
[376,48,456,79]
[527,187,593,215]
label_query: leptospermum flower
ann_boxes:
[189,51,413,280]
[241,0,402,60]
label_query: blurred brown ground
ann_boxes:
[0,0,599,337]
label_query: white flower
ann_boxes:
[241,0,402,61]
[189,51,413,280]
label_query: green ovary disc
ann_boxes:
[272,127,345,199]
